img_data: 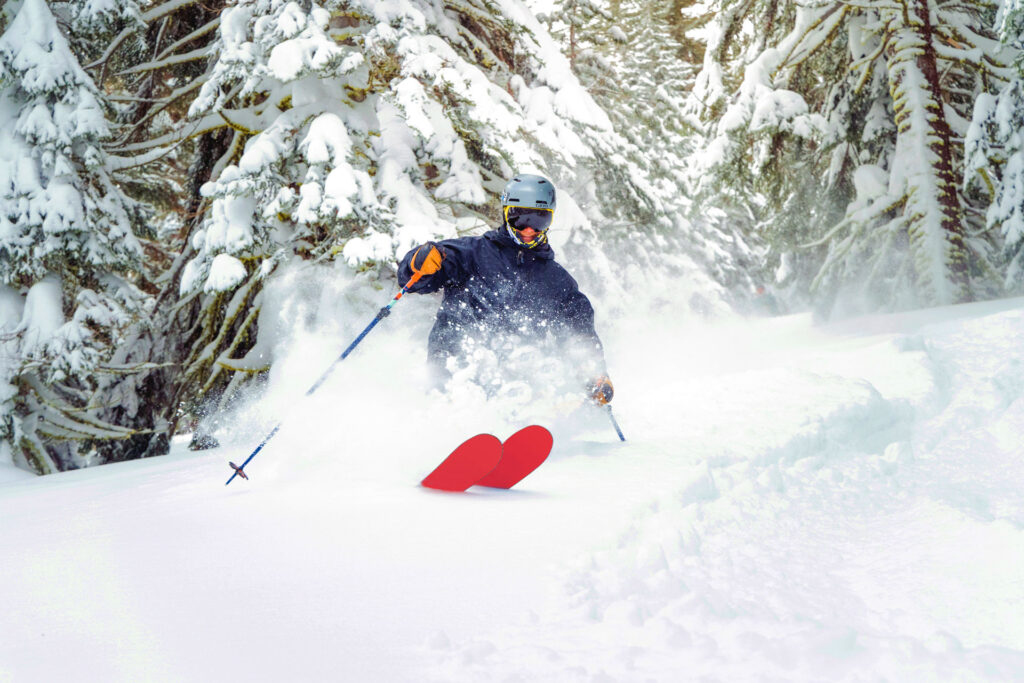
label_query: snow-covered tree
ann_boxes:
[609,0,754,296]
[538,0,613,74]
[76,0,227,216]
[0,0,147,472]
[686,0,1008,315]
[54,0,248,464]
[534,0,745,312]
[966,0,1024,288]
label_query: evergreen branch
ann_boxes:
[169,286,203,317]
[775,4,847,77]
[216,102,273,136]
[154,16,220,64]
[83,0,209,79]
[25,377,145,439]
[116,45,213,76]
[802,193,906,249]
[215,356,270,374]
[453,16,509,72]
[152,15,171,65]
[94,361,177,374]
[204,301,263,393]
[85,24,139,82]
[107,138,184,171]
[840,0,903,10]
[36,411,150,441]
[862,220,904,290]
[107,76,209,154]
[182,269,262,384]
[851,34,893,95]
[111,111,227,154]
[140,0,208,24]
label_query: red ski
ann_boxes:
[420,426,553,492]
[477,425,553,489]
[420,434,502,491]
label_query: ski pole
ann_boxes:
[605,404,626,442]
[225,269,427,485]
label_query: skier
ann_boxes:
[751,285,782,316]
[398,173,614,406]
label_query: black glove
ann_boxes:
[409,242,444,275]
[588,375,614,405]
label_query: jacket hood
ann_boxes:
[484,227,556,260]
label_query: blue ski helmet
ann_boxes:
[500,174,556,211]
[501,174,556,248]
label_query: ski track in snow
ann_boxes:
[3,299,1024,681]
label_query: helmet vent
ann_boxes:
[501,173,557,210]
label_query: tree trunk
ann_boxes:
[887,0,972,304]
[911,0,971,300]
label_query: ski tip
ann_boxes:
[420,433,502,492]
[508,424,554,449]
[228,461,249,481]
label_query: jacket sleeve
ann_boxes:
[556,273,607,377]
[397,239,470,294]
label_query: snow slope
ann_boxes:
[3,297,1024,681]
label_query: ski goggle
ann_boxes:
[505,206,554,232]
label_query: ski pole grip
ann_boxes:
[404,269,426,289]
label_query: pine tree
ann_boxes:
[535,0,749,312]
[0,0,147,472]
[538,0,613,74]
[686,0,1007,315]
[966,1,1024,288]
[76,0,227,220]
[619,1,754,296]
[60,0,241,464]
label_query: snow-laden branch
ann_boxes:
[140,0,206,24]
[155,16,220,64]
[112,110,227,154]
[776,5,848,76]
[117,45,213,76]
[851,35,892,94]
[933,39,1014,81]
[216,106,274,136]
[25,376,147,440]
[84,25,137,71]
[83,0,208,73]
[106,69,205,105]
[107,141,184,171]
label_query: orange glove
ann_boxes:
[410,242,444,275]
[588,375,614,405]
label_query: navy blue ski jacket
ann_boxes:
[398,228,605,380]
